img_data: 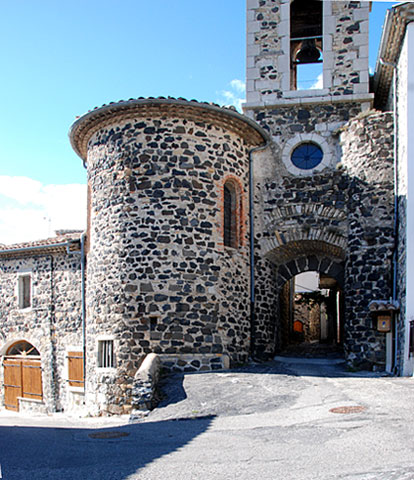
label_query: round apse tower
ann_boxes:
[70,98,266,414]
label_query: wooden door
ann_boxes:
[3,358,43,411]
[21,360,42,400]
[4,359,22,411]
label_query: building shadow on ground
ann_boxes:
[0,415,215,480]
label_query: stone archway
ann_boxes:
[252,239,346,360]
[275,253,344,355]
[275,253,344,292]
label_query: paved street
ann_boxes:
[0,357,414,479]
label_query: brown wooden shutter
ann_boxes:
[3,359,22,411]
[21,360,42,400]
[67,352,84,387]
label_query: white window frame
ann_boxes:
[280,0,333,94]
[282,133,333,176]
[97,336,115,370]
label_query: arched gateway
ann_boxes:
[275,251,344,356]
[253,236,345,360]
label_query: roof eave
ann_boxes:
[0,239,81,258]
[69,98,270,162]
[374,3,414,110]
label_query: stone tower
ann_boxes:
[244,0,395,369]
[70,99,266,413]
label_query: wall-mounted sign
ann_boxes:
[377,315,392,333]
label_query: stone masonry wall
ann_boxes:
[340,111,395,368]
[249,102,354,359]
[52,253,83,411]
[250,107,393,368]
[330,1,370,97]
[85,113,254,414]
[250,102,362,165]
[0,252,82,413]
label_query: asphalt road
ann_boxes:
[1,357,414,480]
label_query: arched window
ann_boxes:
[223,180,241,248]
[6,341,40,357]
[290,0,323,90]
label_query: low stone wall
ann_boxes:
[159,354,230,372]
[131,353,161,411]
[18,398,48,415]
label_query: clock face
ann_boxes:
[291,143,323,170]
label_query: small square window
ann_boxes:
[18,275,31,309]
[97,340,115,368]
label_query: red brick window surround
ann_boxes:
[222,177,244,249]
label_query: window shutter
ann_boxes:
[67,352,84,387]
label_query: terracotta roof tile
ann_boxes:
[0,231,83,256]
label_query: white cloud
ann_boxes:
[0,176,87,245]
[310,73,323,90]
[217,79,246,112]
[230,79,245,94]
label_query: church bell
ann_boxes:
[296,39,321,64]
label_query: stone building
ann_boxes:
[1,0,413,415]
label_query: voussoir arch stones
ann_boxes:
[261,230,346,264]
[275,253,345,290]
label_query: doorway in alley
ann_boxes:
[279,271,343,357]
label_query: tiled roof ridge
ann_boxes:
[74,96,238,120]
[69,96,269,161]
[0,231,82,252]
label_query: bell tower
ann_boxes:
[245,1,394,371]
[244,0,373,177]
[245,0,372,108]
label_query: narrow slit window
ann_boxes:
[18,275,31,309]
[223,181,240,248]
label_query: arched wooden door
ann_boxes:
[3,341,43,411]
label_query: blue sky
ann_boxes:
[0,1,399,244]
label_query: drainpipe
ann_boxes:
[80,232,86,393]
[48,254,58,412]
[248,142,269,359]
[379,56,399,374]
[71,232,87,396]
